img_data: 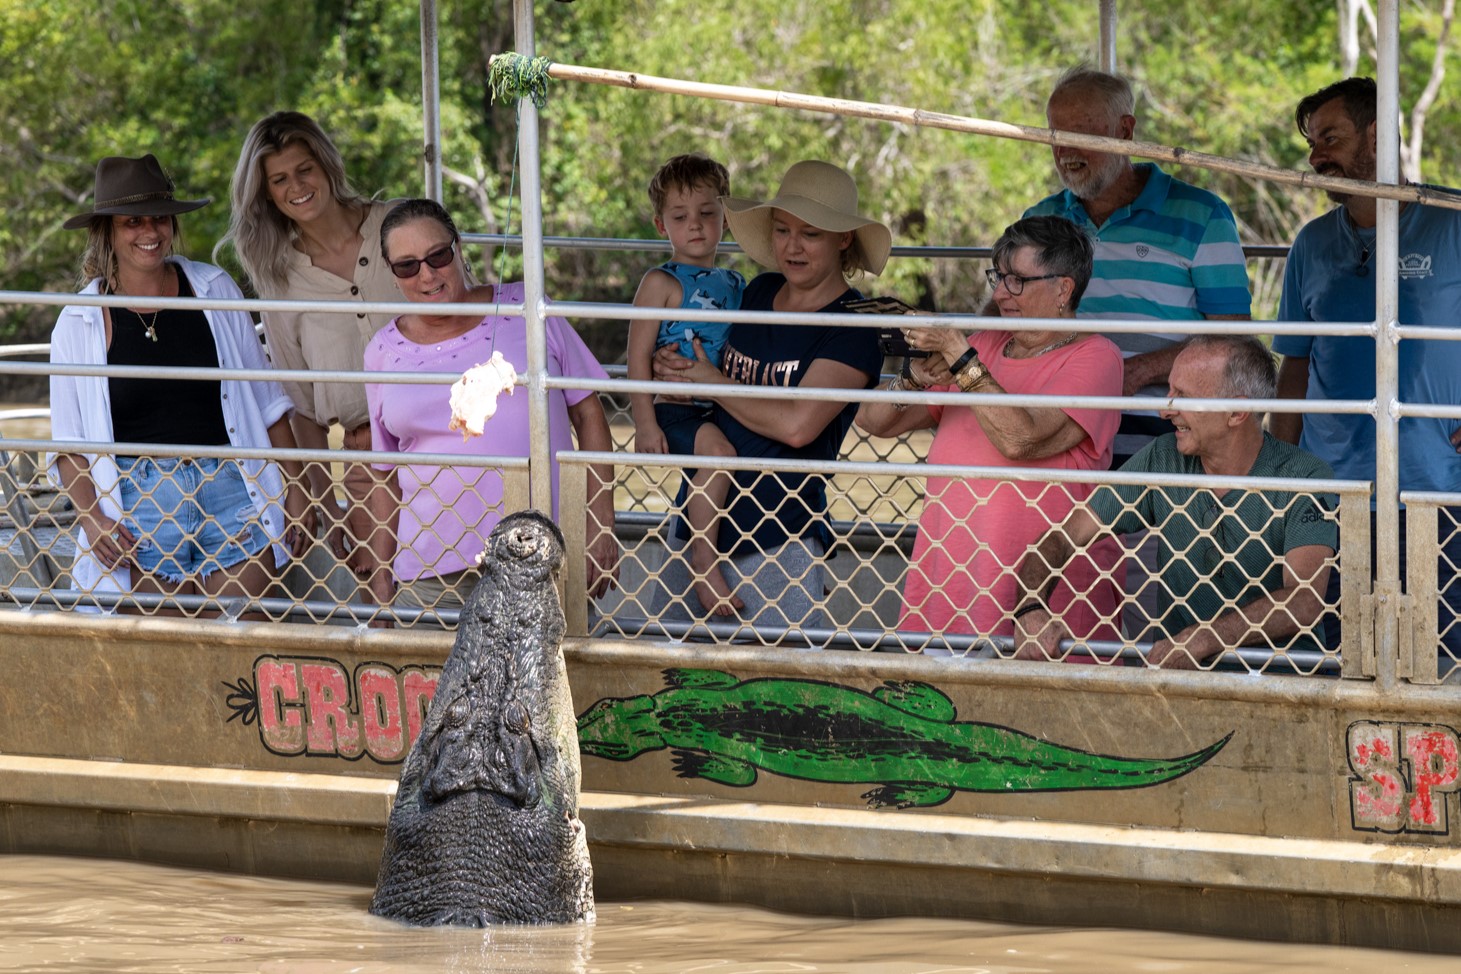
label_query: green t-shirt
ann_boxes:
[1088,432,1339,652]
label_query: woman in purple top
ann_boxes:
[360,199,618,619]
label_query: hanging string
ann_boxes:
[488,53,555,109]
[492,142,520,317]
[484,53,544,319]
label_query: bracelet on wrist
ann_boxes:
[955,361,993,393]
[948,345,981,376]
[899,357,929,390]
[1012,600,1046,621]
[885,375,913,410]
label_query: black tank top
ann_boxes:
[107,266,231,446]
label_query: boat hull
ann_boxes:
[4,612,1461,951]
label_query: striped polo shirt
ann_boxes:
[1023,163,1252,359]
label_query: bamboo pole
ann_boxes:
[540,60,1461,213]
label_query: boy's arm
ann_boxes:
[628,268,682,453]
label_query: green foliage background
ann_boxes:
[2,0,1456,373]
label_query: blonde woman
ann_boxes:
[218,112,401,583]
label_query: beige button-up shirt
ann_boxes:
[259,199,401,430]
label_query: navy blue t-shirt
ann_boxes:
[708,272,881,556]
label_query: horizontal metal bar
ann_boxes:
[564,449,1368,494]
[462,233,1294,261]
[1401,491,1461,506]
[0,289,1378,337]
[594,615,1341,672]
[558,373,1376,416]
[0,344,51,359]
[0,359,496,387]
[0,289,525,319]
[0,586,460,628]
[615,509,918,545]
[13,437,528,471]
[1393,325,1461,341]
[1394,402,1461,421]
[552,300,1379,337]
[5,357,1378,417]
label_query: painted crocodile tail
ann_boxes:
[1056,731,1233,791]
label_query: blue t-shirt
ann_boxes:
[1274,198,1461,492]
[711,273,881,556]
[653,261,745,366]
[1023,164,1252,346]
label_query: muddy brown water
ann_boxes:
[0,855,1455,974]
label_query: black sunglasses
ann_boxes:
[388,240,457,279]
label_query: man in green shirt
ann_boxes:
[1013,335,1338,667]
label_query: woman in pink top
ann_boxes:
[856,216,1123,652]
[360,199,618,619]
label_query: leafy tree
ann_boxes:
[3,0,1459,370]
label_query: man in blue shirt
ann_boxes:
[1274,76,1461,660]
[1020,66,1253,465]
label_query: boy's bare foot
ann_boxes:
[693,563,744,617]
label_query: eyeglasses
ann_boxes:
[388,240,457,279]
[985,268,1061,296]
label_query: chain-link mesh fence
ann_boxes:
[578,450,1353,673]
[0,370,1423,679]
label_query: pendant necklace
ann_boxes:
[138,309,161,342]
[1006,331,1078,359]
[113,281,162,342]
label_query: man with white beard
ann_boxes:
[1018,66,1252,466]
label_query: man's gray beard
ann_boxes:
[1058,154,1125,200]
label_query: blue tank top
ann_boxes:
[654,262,745,367]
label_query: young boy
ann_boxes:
[627,154,746,617]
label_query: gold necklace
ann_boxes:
[137,308,161,342]
[113,281,163,342]
[1005,331,1077,359]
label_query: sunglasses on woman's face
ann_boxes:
[388,240,457,279]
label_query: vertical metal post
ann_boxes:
[1098,0,1118,73]
[1373,0,1402,688]
[420,0,444,201]
[513,0,554,515]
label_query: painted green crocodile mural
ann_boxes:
[576,669,1231,808]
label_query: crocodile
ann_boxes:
[371,511,593,926]
[577,668,1230,808]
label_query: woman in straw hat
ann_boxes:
[49,153,312,616]
[856,215,1124,655]
[651,160,886,633]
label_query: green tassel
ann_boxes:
[488,52,555,108]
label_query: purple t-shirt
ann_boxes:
[365,281,608,581]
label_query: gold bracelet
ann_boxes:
[955,361,993,393]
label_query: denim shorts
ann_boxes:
[116,456,269,584]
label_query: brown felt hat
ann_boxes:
[62,154,210,230]
[723,161,891,275]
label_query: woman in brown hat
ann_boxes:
[49,154,311,615]
[651,160,887,633]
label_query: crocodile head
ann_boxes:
[576,694,661,760]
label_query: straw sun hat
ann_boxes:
[62,154,210,230]
[723,161,891,276]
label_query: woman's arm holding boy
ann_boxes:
[654,342,870,449]
[627,269,682,454]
